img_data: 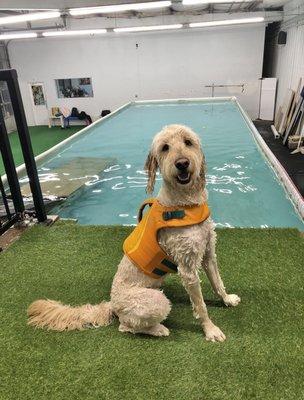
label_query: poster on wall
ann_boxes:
[55,78,93,98]
[31,84,46,105]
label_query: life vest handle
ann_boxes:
[137,198,155,222]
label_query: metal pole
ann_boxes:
[1,69,47,222]
[0,175,12,219]
[0,103,24,215]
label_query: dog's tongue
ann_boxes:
[178,171,189,180]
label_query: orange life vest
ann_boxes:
[123,198,210,279]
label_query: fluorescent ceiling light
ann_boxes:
[114,24,182,33]
[189,17,265,28]
[0,11,60,25]
[183,0,251,4]
[0,32,37,40]
[69,1,171,15]
[42,29,107,37]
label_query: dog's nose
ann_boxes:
[175,158,190,170]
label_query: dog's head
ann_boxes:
[145,124,206,193]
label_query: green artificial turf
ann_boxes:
[0,125,83,175]
[0,223,303,400]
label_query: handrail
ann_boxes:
[205,83,245,97]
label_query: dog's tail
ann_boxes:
[27,299,113,331]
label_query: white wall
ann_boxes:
[8,25,265,125]
[271,0,304,109]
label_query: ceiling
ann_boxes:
[0,1,291,13]
[0,1,290,34]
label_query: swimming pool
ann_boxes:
[20,99,304,229]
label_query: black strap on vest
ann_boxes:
[152,258,178,277]
[161,258,178,272]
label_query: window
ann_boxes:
[55,78,93,98]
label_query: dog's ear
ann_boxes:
[144,151,158,194]
[199,153,206,188]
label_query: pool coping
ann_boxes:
[234,98,304,221]
[2,96,303,222]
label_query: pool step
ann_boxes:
[21,157,114,198]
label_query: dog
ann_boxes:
[28,124,240,342]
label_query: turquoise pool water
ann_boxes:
[31,100,303,228]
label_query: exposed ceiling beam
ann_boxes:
[246,0,262,11]
[227,3,234,13]
[0,0,292,11]
[1,1,169,10]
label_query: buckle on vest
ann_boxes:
[162,210,185,221]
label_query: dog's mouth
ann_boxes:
[176,171,191,185]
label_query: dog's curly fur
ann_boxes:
[28,124,240,341]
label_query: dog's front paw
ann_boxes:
[203,322,226,342]
[223,294,241,307]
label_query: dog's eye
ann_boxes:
[184,139,192,147]
[162,144,169,152]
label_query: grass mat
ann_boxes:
[0,223,303,399]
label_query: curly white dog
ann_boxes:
[28,124,240,342]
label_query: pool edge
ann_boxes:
[234,98,304,221]
[134,96,233,104]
